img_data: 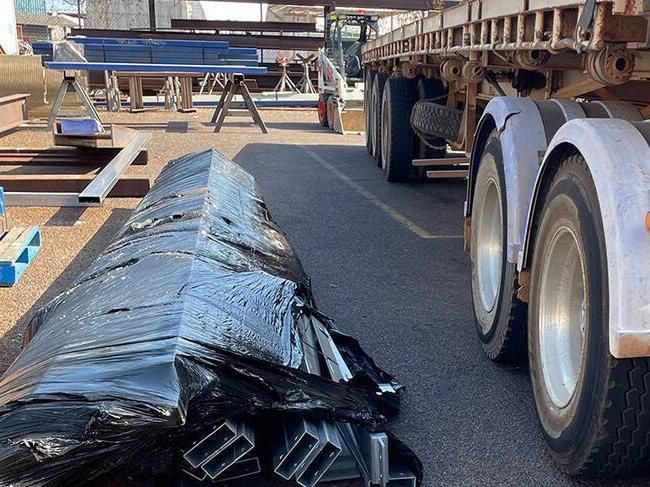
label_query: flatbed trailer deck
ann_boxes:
[361,0,650,479]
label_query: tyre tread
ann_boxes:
[531,153,650,477]
[383,77,416,182]
[487,276,528,363]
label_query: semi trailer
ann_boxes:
[362,0,650,477]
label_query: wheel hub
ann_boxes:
[538,225,587,408]
[476,177,503,323]
[381,98,389,170]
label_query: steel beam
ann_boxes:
[46,62,267,75]
[215,457,261,482]
[0,94,29,135]
[77,132,151,204]
[426,170,469,179]
[71,29,324,50]
[201,423,255,479]
[273,418,322,480]
[184,419,241,469]
[0,175,149,196]
[295,421,342,487]
[171,19,318,32]
[0,148,148,166]
[3,192,98,207]
[193,0,432,9]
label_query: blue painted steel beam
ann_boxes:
[67,36,230,50]
[45,62,267,74]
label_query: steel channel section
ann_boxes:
[202,424,255,480]
[312,318,353,382]
[3,192,100,207]
[319,441,361,482]
[295,420,343,487]
[182,465,209,482]
[77,132,151,204]
[0,95,28,134]
[336,423,373,485]
[368,432,389,486]
[215,457,261,483]
[273,417,323,479]
[388,461,417,487]
[184,456,261,482]
[298,315,323,375]
[290,287,416,486]
[45,62,267,75]
[183,418,241,469]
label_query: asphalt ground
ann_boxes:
[1,109,647,487]
[231,133,649,487]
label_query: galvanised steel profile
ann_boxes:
[273,417,323,479]
[215,457,261,483]
[202,423,255,479]
[78,132,151,204]
[387,460,417,487]
[280,311,414,487]
[183,418,255,480]
[298,315,323,376]
[183,418,240,469]
[295,420,343,487]
[368,432,389,486]
[312,318,352,382]
[319,441,361,482]
[184,456,261,483]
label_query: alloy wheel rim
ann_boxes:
[476,177,503,323]
[381,98,389,170]
[538,225,587,408]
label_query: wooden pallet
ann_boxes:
[0,226,41,287]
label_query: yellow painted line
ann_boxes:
[300,145,464,240]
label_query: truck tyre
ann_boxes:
[318,94,329,127]
[380,77,416,182]
[365,71,376,154]
[411,100,463,143]
[414,78,447,160]
[470,131,527,362]
[371,72,389,166]
[528,151,650,477]
[327,96,336,130]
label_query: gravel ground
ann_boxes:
[0,108,648,487]
[0,108,328,372]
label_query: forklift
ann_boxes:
[317,10,378,133]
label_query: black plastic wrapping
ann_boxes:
[0,149,421,486]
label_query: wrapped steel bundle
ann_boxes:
[0,150,419,486]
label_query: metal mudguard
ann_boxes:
[466,97,549,263]
[466,97,588,263]
[520,119,650,359]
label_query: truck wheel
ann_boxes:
[470,131,527,362]
[327,96,336,130]
[371,72,389,166]
[380,77,416,182]
[318,94,329,127]
[410,100,463,143]
[528,152,650,476]
[414,78,447,160]
[365,71,376,154]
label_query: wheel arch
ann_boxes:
[465,97,548,263]
[519,118,650,359]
